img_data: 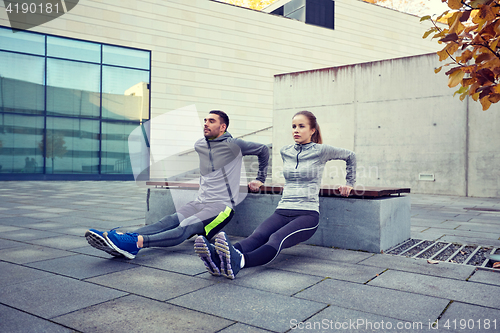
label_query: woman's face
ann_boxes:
[292,114,315,145]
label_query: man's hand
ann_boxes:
[338,185,353,197]
[248,180,263,192]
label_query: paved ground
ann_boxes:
[0,181,499,333]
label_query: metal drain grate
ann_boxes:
[385,239,499,268]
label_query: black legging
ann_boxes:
[234,209,319,267]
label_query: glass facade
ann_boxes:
[0,26,151,179]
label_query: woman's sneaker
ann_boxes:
[104,230,141,259]
[214,231,242,279]
[194,236,221,276]
[85,228,123,257]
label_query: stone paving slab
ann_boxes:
[0,238,25,250]
[86,266,216,301]
[0,228,63,241]
[0,216,47,225]
[170,283,327,332]
[300,304,452,333]
[468,269,500,287]
[219,323,272,333]
[438,301,500,333]
[368,270,500,309]
[358,254,476,280]
[295,278,450,323]
[220,267,324,296]
[0,261,54,287]
[53,294,233,333]
[438,235,500,247]
[270,256,385,283]
[0,304,73,333]
[25,254,135,279]
[0,275,127,319]
[130,250,207,276]
[0,244,77,264]
[27,234,89,250]
[279,243,374,263]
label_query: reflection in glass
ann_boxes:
[47,36,101,63]
[101,121,137,174]
[0,114,44,173]
[103,44,150,70]
[0,51,45,115]
[45,117,99,173]
[0,27,45,55]
[47,59,100,118]
[102,66,150,121]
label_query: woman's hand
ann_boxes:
[338,185,353,197]
[248,180,263,192]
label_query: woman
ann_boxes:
[195,111,356,279]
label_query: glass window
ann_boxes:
[0,114,44,173]
[102,66,149,121]
[101,121,137,174]
[0,51,45,115]
[46,58,100,118]
[103,44,150,70]
[0,27,45,55]
[45,117,99,174]
[47,36,101,63]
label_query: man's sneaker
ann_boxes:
[194,236,221,276]
[214,231,242,279]
[104,230,140,259]
[85,228,123,258]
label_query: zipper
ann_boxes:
[295,145,302,169]
[207,140,215,172]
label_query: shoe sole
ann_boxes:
[194,236,220,276]
[104,232,137,259]
[214,233,236,279]
[85,230,123,257]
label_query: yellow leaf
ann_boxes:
[434,66,443,73]
[448,0,463,10]
[480,96,492,110]
[488,93,500,103]
[472,92,480,101]
[448,69,465,87]
[420,15,432,22]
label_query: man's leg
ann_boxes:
[142,203,234,248]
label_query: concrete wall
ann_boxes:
[1,0,440,144]
[273,53,500,198]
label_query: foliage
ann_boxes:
[218,0,277,10]
[39,131,67,169]
[364,0,431,16]
[422,0,500,110]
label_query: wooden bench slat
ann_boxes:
[145,181,410,198]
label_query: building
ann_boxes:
[0,0,440,180]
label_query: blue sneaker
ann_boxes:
[214,232,242,279]
[194,235,221,276]
[85,228,123,257]
[104,230,140,259]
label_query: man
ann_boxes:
[85,110,269,259]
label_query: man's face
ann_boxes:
[204,113,226,139]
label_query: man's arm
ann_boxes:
[233,139,269,190]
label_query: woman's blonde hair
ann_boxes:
[293,111,322,144]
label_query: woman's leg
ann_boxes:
[242,210,319,267]
[235,211,288,253]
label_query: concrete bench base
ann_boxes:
[145,188,411,253]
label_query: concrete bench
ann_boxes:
[145,182,411,253]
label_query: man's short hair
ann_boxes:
[209,110,229,129]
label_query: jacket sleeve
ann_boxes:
[321,145,356,187]
[233,139,269,183]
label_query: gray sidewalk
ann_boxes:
[1,181,499,333]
